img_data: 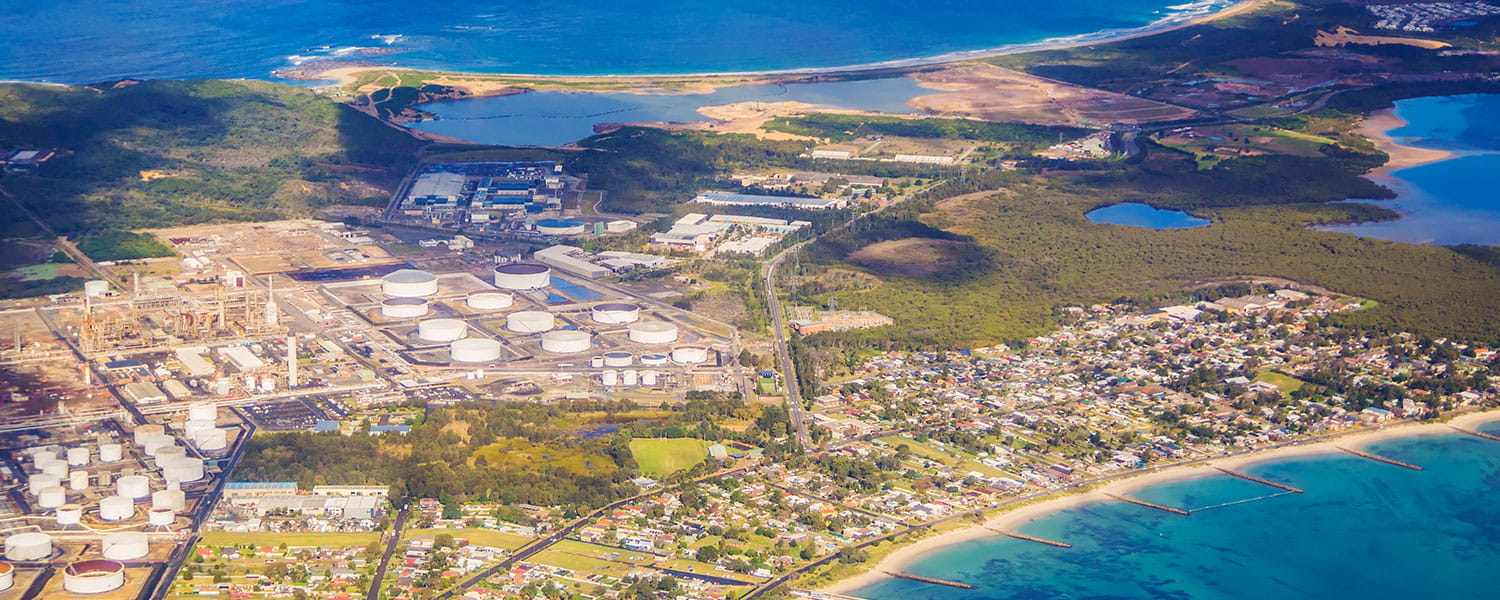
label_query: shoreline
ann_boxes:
[1359,108,1454,182]
[307,0,1265,93]
[820,409,1500,595]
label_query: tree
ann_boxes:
[433,533,455,549]
[696,545,720,563]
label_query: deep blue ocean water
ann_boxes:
[1321,94,1500,245]
[1085,202,1211,229]
[410,77,927,146]
[1,0,1233,83]
[851,422,1500,600]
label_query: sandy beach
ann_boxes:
[1359,108,1454,182]
[821,410,1500,595]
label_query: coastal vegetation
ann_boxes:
[762,114,1087,155]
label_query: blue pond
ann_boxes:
[851,422,1500,600]
[1321,94,1500,245]
[1085,202,1210,229]
[410,77,926,146]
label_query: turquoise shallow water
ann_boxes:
[851,421,1500,600]
[1321,94,1500,245]
[1,0,1233,83]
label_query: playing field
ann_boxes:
[629,438,711,476]
[198,531,381,548]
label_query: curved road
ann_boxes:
[763,241,814,451]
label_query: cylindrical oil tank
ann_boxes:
[194,428,229,451]
[117,474,150,499]
[418,318,468,343]
[535,218,586,235]
[602,352,633,367]
[381,269,438,297]
[629,321,679,344]
[143,435,175,456]
[99,443,123,463]
[152,489,186,512]
[57,504,84,526]
[466,290,514,311]
[4,533,51,561]
[590,355,605,368]
[641,371,660,386]
[641,353,669,367]
[99,496,134,521]
[70,470,89,491]
[449,338,502,363]
[135,424,165,446]
[188,404,217,422]
[161,457,204,483]
[493,263,551,290]
[0,561,13,592]
[541,330,591,354]
[102,532,149,560]
[381,297,430,319]
[506,310,555,333]
[155,445,187,463]
[66,447,90,467]
[591,302,640,324]
[622,369,639,386]
[184,419,214,438]
[672,345,710,365]
[601,369,619,386]
[37,486,66,509]
[29,474,61,496]
[63,560,126,594]
[40,460,68,478]
[31,449,57,469]
[148,507,176,527]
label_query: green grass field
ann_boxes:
[629,438,711,476]
[199,531,380,548]
[1254,371,1307,393]
[404,527,532,550]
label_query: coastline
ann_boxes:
[820,409,1500,595]
[1359,108,1454,182]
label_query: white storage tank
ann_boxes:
[37,486,66,509]
[70,470,89,491]
[0,561,13,592]
[602,352,633,367]
[135,424,165,446]
[591,302,641,324]
[102,532,149,560]
[31,449,57,469]
[629,321,679,344]
[63,560,126,594]
[450,338,502,363]
[622,369,639,386]
[641,371,660,386]
[466,290,514,311]
[143,435,176,456]
[381,269,438,297]
[493,263,551,290]
[117,474,150,499]
[66,447,90,467]
[590,356,605,368]
[152,489,186,512]
[99,443,123,463]
[39,459,68,478]
[4,532,51,561]
[601,369,619,387]
[188,404,217,422]
[506,311,555,333]
[541,330,591,354]
[641,353,669,367]
[57,504,84,526]
[184,419,215,438]
[84,280,111,297]
[99,496,134,521]
[155,445,187,462]
[671,345,710,365]
[194,428,229,451]
[148,507,176,527]
[161,457,205,483]
[381,297,430,319]
[418,318,468,343]
[29,474,61,496]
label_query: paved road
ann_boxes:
[368,501,412,600]
[763,241,814,451]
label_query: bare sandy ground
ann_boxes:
[907,63,1199,126]
[1360,109,1454,182]
[1315,26,1450,50]
[821,410,1500,594]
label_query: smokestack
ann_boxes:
[264,276,280,327]
[286,335,297,388]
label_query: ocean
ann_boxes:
[2,0,1234,83]
[1321,94,1500,246]
[849,421,1500,600]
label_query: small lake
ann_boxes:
[408,76,928,146]
[1320,93,1500,245]
[1085,203,1210,229]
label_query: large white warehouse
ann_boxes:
[629,321,679,344]
[591,303,640,324]
[382,269,439,297]
[493,263,551,290]
[450,339,502,363]
[506,311,555,333]
[541,330,591,354]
